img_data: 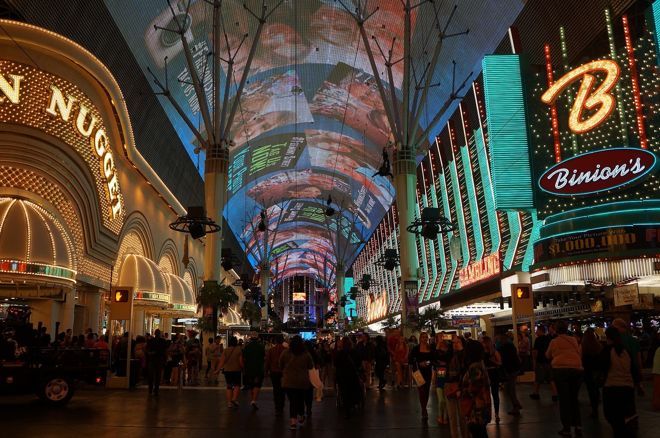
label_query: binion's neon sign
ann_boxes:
[541,59,621,134]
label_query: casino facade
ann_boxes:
[0,20,204,336]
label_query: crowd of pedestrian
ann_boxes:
[20,318,658,437]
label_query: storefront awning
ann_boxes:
[117,254,169,306]
[0,198,76,287]
[166,273,196,315]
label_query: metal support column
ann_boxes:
[393,149,419,329]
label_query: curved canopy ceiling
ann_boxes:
[104,0,523,284]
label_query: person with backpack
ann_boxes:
[601,326,640,437]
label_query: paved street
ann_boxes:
[1,382,658,437]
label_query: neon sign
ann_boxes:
[541,59,621,134]
[0,62,123,220]
[458,251,501,288]
[538,148,656,196]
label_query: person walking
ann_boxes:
[393,336,409,389]
[518,331,531,372]
[409,331,434,420]
[204,337,214,381]
[530,326,558,401]
[279,335,314,430]
[434,333,451,425]
[546,321,584,437]
[145,329,168,396]
[219,336,243,409]
[460,340,492,438]
[581,328,602,418]
[446,334,469,438]
[185,331,202,386]
[601,326,640,438]
[167,334,185,386]
[481,335,502,424]
[210,336,224,384]
[498,334,522,416]
[242,332,266,410]
[374,336,389,391]
[265,335,287,415]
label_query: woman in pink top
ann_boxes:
[546,321,584,437]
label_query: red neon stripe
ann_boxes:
[544,44,562,162]
[622,15,648,149]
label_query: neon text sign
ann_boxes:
[0,62,123,220]
[541,59,621,134]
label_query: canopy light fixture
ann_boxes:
[359,274,373,291]
[169,206,221,240]
[324,195,335,217]
[257,210,267,232]
[407,207,455,240]
[375,248,400,271]
[348,286,360,301]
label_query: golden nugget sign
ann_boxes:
[0,60,123,220]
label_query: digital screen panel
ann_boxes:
[104,0,525,282]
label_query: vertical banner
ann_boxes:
[404,280,419,319]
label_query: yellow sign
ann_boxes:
[511,283,533,318]
[109,287,133,321]
[0,60,123,221]
[541,60,620,134]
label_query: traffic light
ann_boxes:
[515,286,530,299]
[511,283,533,317]
[114,289,130,303]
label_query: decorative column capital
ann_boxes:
[393,148,416,175]
[205,143,229,174]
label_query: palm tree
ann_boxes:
[196,281,239,334]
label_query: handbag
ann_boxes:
[309,367,323,389]
[412,369,426,387]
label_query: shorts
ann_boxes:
[243,374,264,389]
[223,371,242,388]
[535,362,553,384]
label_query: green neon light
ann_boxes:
[438,166,456,294]
[460,144,484,261]
[414,198,430,301]
[449,160,470,268]
[650,2,660,65]
[538,222,660,241]
[544,200,660,223]
[605,8,629,142]
[522,210,541,271]
[475,128,501,253]
[504,211,522,270]
[482,55,534,210]
[428,163,445,299]
[422,189,438,300]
